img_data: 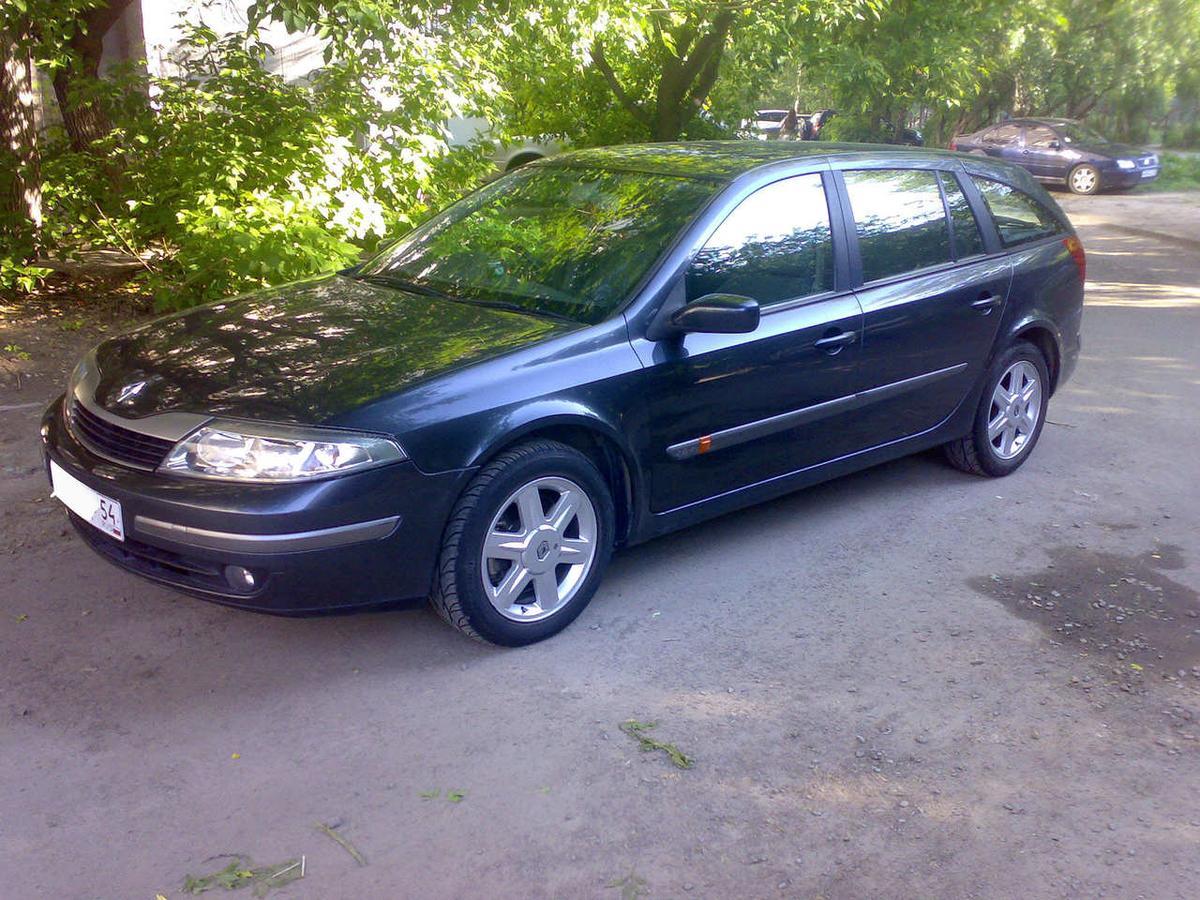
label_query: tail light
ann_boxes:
[949,137,958,151]
[1063,235,1086,282]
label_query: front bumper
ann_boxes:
[41,396,471,613]
[1105,167,1159,189]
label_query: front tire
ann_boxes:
[944,341,1050,477]
[1068,163,1100,195]
[430,440,614,646]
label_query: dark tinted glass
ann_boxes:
[939,172,985,258]
[984,123,1023,145]
[367,166,715,324]
[844,169,952,282]
[686,174,833,305]
[1026,126,1059,148]
[970,177,1065,246]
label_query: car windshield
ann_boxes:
[360,165,717,325]
[1058,123,1109,145]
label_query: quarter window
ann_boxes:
[687,174,834,305]
[939,172,985,258]
[970,177,1065,246]
[844,169,952,282]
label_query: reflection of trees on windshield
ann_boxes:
[687,174,833,304]
[844,169,952,283]
[371,166,716,324]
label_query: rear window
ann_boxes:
[844,169,952,282]
[970,177,1065,246]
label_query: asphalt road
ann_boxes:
[1,192,1198,898]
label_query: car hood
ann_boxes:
[88,275,574,424]
[1070,140,1147,160]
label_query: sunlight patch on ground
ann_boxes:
[1085,280,1200,308]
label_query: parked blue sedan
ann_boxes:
[952,118,1159,194]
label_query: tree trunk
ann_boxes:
[52,0,135,152]
[1,24,42,252]
[53,26,110,152]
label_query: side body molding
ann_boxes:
[667,362,968,461]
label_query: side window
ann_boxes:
[1026,126,1059,149]
[970,177,1065,247]
[938,172,985,258]
[983,123,1023,145]
[686,174,834,305]
[843,169,952,283]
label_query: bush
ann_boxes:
[39,26,495,310]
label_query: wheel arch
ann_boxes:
[1009,320,1062,394]
[469,413,640,546]
[505,151,544,171]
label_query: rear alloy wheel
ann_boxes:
[944,341,1050,477]
[431,440,614,645]
[1068,163,1100,195]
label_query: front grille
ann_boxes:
[67,398,175,470]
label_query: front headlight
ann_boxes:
[160,420,406,482]
[1116,159,1136,170]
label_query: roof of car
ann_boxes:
[998,117,1079,129]
[544,141,962,180]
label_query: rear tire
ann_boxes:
[430,440,614,646]
[944,341,1050,477]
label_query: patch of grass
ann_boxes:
[619,719,694,769]
[3,343,31,360]
[182,855,302,896]
[607,870,649,899]
[1138,153,1200,192]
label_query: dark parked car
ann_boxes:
[951,117,1159,194]
[43,142,1084,645]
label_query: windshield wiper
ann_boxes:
[355,272,579,325]
[448,297,580,325]
[354,272,450,299]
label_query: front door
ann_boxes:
[836,167,1010,449]
[1021,125,1067,180]
[627,173,865,513]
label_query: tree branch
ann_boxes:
[589,42,650,126]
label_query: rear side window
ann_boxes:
[983,123,1022,145]
[970,177,1065,246]
[844,169,951,282]
[939,172,985,258]
[687,173,834,305]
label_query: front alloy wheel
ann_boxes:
[482,476,598,622]
[1068,164,1100,195]
[431,439,614,645]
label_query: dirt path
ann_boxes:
[1,198,1198,898]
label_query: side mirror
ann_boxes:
[669,293,760,335]
[1047,140,1062,150]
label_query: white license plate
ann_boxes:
[1141,168,1159,178]
[50,460,124,541]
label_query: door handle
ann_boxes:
[814,331,857,352]
[971,294,1003,313]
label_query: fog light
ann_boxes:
[224,565,258,591]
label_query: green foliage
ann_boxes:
[37,20,496,309]
[1141,153,1200,192]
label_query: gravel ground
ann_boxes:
[1,192,1198,899]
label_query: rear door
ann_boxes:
[628,171,865,513]
[833,164,1011,449]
